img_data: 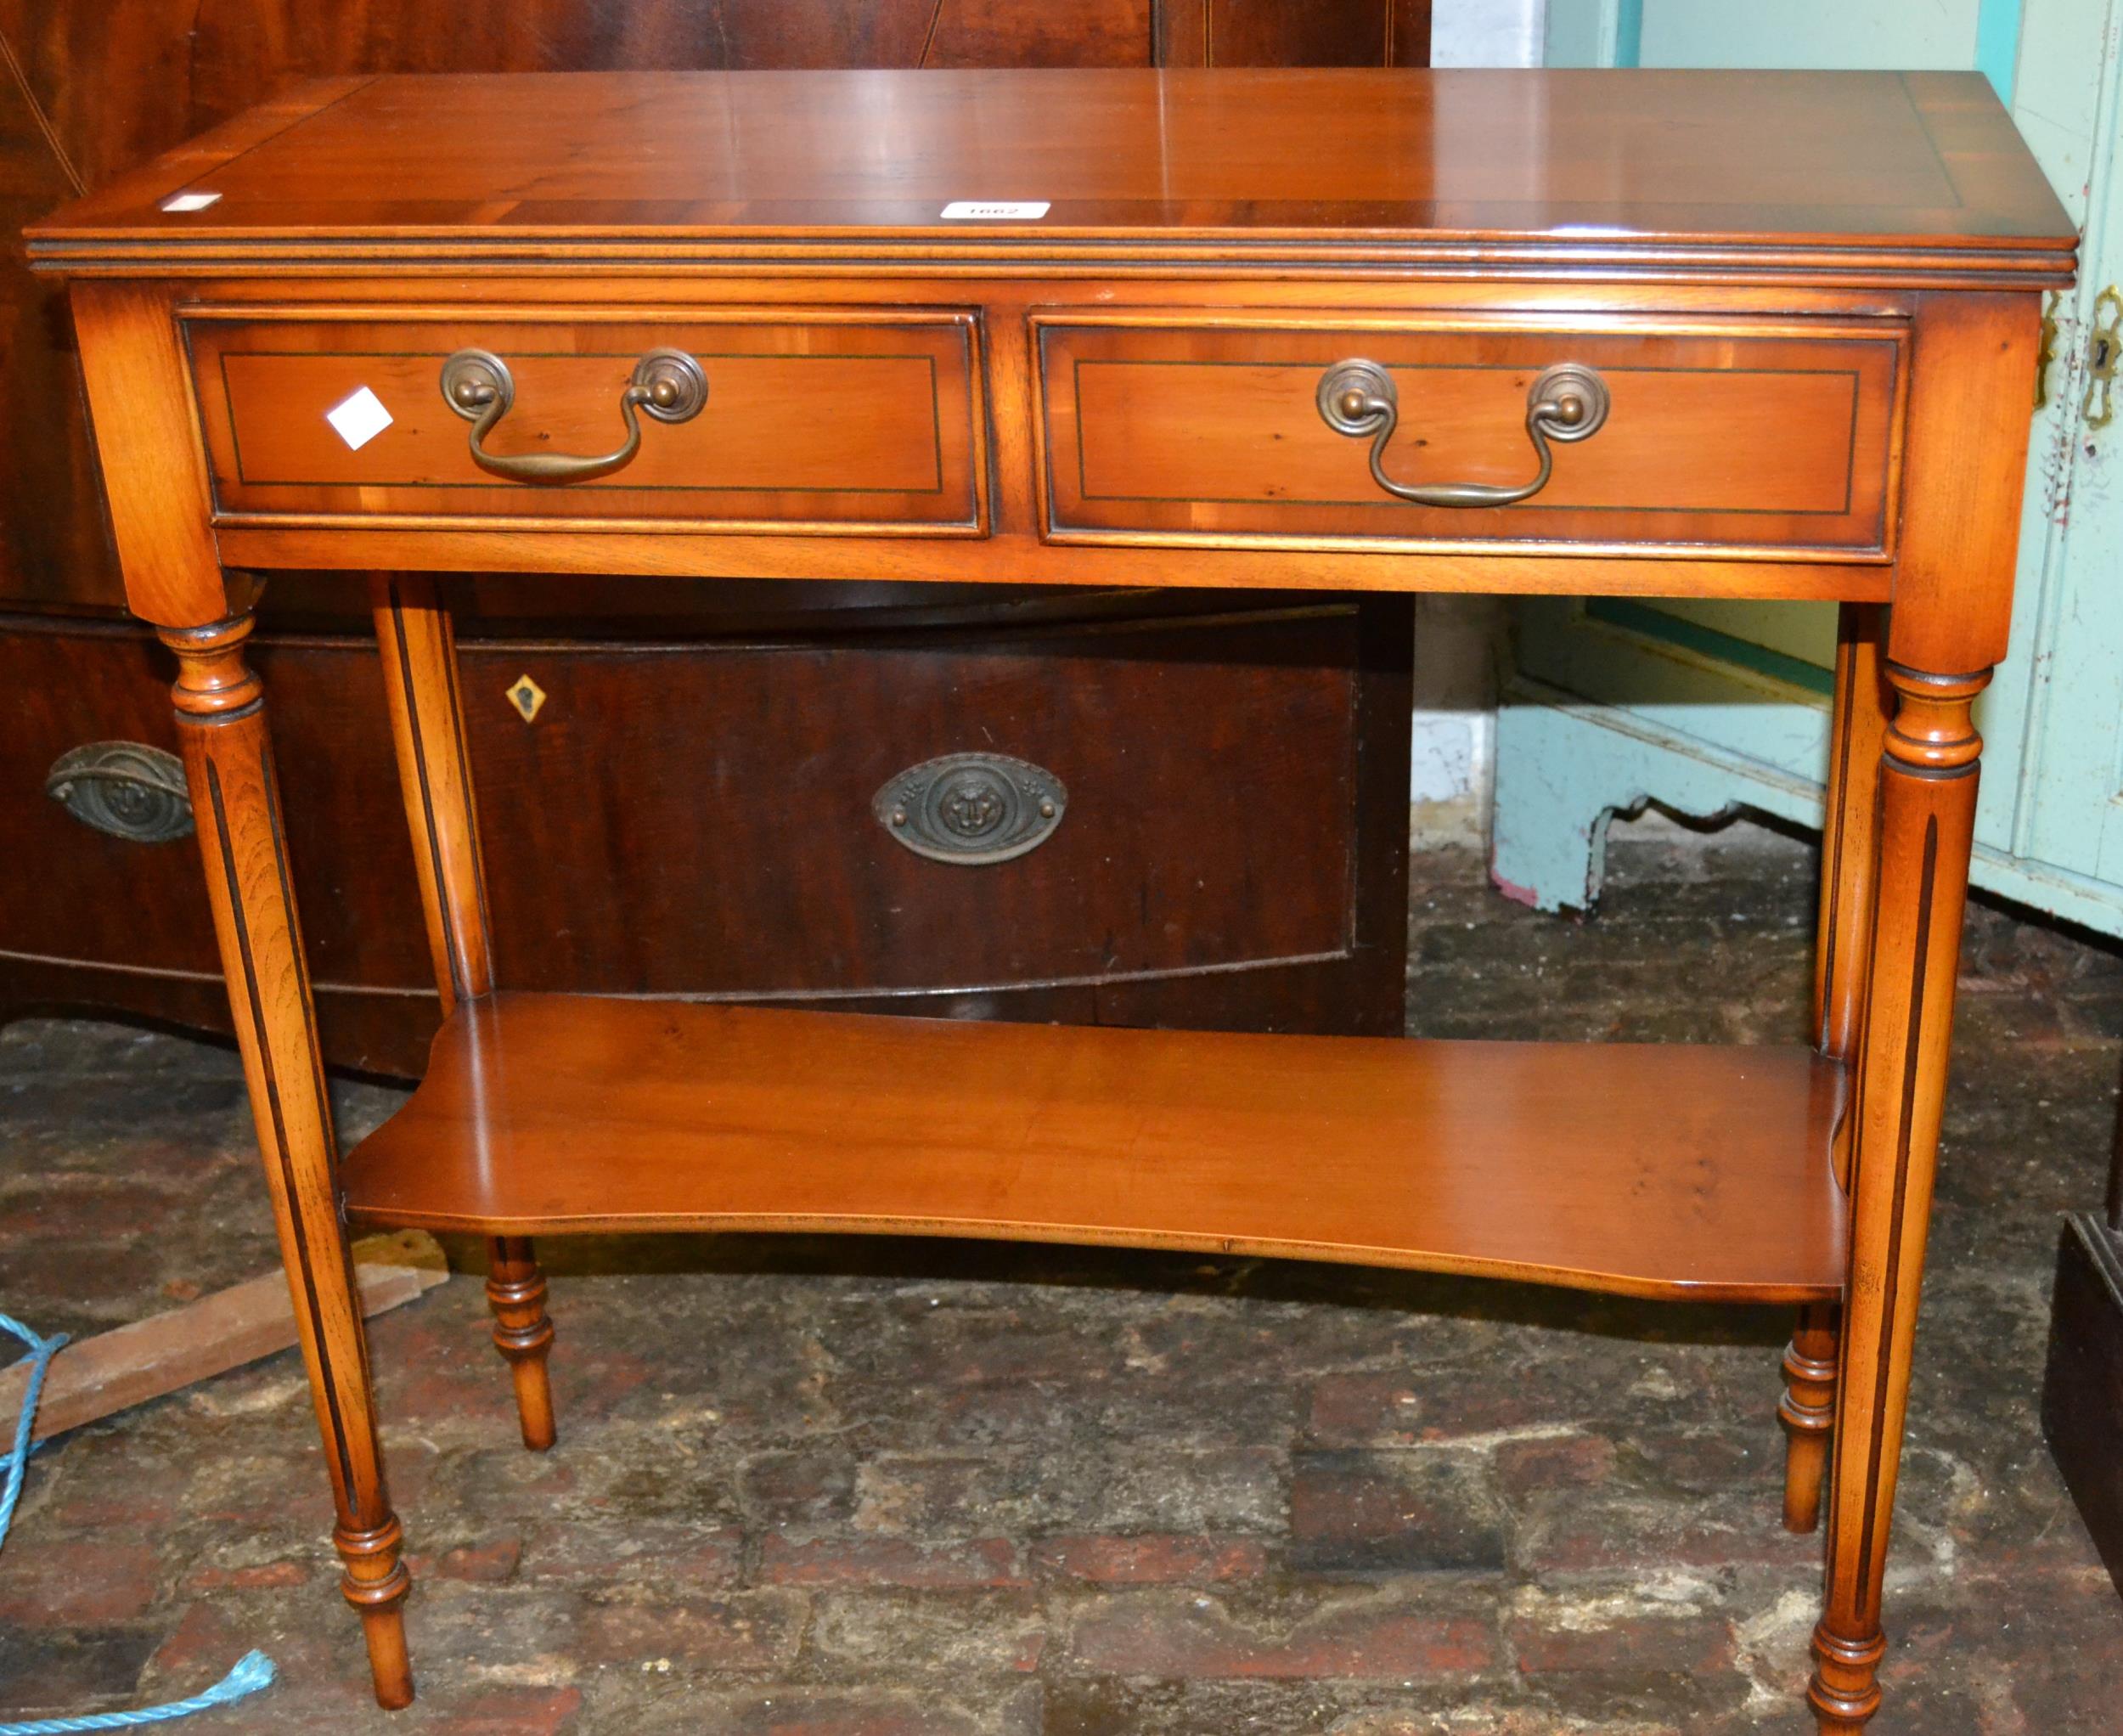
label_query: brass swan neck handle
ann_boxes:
[440,347,708,486]
[1317,358,1611,510]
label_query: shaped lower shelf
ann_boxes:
[341,992,1849,1303]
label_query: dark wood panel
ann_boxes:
[0,615,430,984]
[341,989,1850,1303]
[0,38,107,609]
[1160,0,1430,68]
[922,0,1153,68]
[468,606,1367,994]
[0,591,1412,1072]
[0,952,438,1079]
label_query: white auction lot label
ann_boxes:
[325,386,394,452]
[939,200,1050,220]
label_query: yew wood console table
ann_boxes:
[27,67,2075,1730]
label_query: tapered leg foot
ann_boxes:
[1812,662,1991,1736]
[165,607,417,1708]
[337,1516,414,1708]
[1809,1622,1885,1733]
[1781,1302,1839,1533]
[487,1236,556,1451]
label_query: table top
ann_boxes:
[27,68,2074,278]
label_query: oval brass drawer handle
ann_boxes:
[46,741,194,843]
[873,752,1067,865]
[1317,358,1610,510]
[440,347,707,485]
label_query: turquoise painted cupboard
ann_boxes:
[1495,0,2123,933]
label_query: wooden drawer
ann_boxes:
[470,602,1382,1003]
[185,308,987,533]
[1,590,1407,1074]
[1034,313,1906,557]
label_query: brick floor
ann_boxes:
[3,830,2121,1731]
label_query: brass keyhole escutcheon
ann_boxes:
[2085,285,2120,432]
[506,674,547,724]
[2036,291,2062,409]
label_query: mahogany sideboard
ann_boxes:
[1,0,1427,1067]
[27,67,2075,1731]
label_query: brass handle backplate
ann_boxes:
[47,741,194,843]
[1317,358,1610,510]
[873,752,1067,866]
[440,347,707,485]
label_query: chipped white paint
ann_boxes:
[1411,596,1505,814]
[1433,0,1546,67]
[1641,0,1984,66]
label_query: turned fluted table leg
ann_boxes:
[1810,661,1989,1733]
[1781,1304,1840,1534]
[162,606,414,1707]
[372,574,556,1451]
[486,1236,558,1450]
[1786,605,1889,1534]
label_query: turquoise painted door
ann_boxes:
[1495,0,2123,933]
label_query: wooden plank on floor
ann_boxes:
[0,1229,450,1444]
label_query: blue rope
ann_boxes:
[0,1311,65,1553]
[0,1656,276,1736]
[0,1311,276,1733]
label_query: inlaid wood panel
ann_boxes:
[1036,314,1906,556]
[187,309,984,533]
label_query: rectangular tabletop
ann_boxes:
[28,69,2074,276]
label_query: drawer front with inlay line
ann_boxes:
[1033,313,1907,559]
[185,307,988,534]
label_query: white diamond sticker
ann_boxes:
[939,200,1050,220]
[159,191,222,212]
[325,386,393,451]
